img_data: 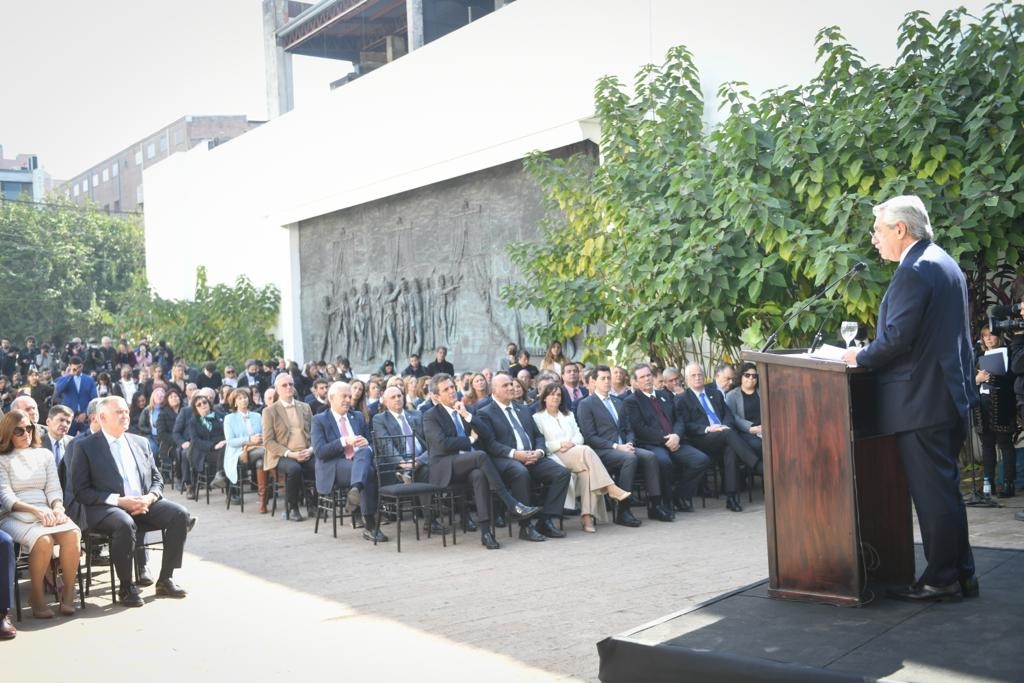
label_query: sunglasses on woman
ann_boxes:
[13,426,30,437]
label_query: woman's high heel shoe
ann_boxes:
[605,484,631,502]
[581,514,597,533]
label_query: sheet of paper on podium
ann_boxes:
[804,343,848,362]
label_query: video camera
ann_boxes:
[988,304,1024,334]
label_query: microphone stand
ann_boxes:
[761,262,866,352]
[808,273,858,353]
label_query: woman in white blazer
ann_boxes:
[532,384,630,532]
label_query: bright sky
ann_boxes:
[1,0,349,180]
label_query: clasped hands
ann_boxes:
[343,435,369,449]
[35,505,70,527]
[513,449,544,465]
[117,493,158,516]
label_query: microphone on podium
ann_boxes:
[761,262,867,353]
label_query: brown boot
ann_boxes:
[256,468,269,514]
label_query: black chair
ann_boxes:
[270,470,318,519]
[372,434,447,552]
[226,459,255,513]
[85,528,165,604]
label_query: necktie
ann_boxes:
[398,412,418,456]
[111,439,134,495]
[505,406,533,450]
[338,415,355,459]
[698,392,721,425]
[452,410,467,437]
[54,440,63,467]
[648,394,672,434]
[603,397,619,425]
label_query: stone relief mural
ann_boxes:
[297,157,558,371]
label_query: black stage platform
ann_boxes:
[598,546,1023,683]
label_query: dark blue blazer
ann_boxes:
[675,385,739,436]
[576,393,635,451]
[54,373,97,415]
[311,409,371,495]
[477,400,547,459]
[856,240,978,434]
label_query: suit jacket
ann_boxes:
[422,403,493,488]
[236,373,269,405]
[624,389,684,448]
[563,385,590,413]
[304,395,330,416]
[855,240,978,434]
[372,409,427,460]
[675,385,739,436]
[310,408,371,495]
[41,431,74,490]
[476,400,547,459]
[54,373,97,415]
[70,431,163,529]
[262,400,313,471]
[576,393,635,451]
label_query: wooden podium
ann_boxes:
[743,350,915,606]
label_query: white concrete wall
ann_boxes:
[143,0,988,360]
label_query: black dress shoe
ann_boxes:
[155,578,188,598]
[0,610,16,640]
[648,505,674,522]
[676,497,694,513]
[118,585,145,608]
[481,530,501,549]
[186,516,198,533]
[464,518,478,532]
[136,567,154,587]
[429,520,450,535]
[494,513,507,528]
[959,575,980,598]
[518,524,547,542]
[511,502,540,521]
[726,494,743,512]
[615,509,642,527]
[536,519,566,538]
[887,582,962,602]
[363,528,389,543]
[284,508,305,522]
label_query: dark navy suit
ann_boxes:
[310,409,378,514]
[676,385,760,494]
[856,239,977,587]
[624,389,709,502]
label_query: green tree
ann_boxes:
[0,198,144,342]
[507,1,1023,366]
[112,267,282,368]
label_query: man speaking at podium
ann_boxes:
[842,195,978,602]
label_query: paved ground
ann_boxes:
[6,487,1024,682]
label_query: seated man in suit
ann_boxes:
[422,373,539,549]
[311,382,386,542]
[676,363,761,512]
[561,362,590,413]
[477,372,571,541]
[262,373,315,522]
[41,404,74,489]
[9,395,44,441]
[70,396,190,607]
[373,386,446,534]
[577,365,659,528]
[624,363,709,520]
[713,362,736,396]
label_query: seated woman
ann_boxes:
[127,391,148,437]
[156,389,182,482]
[187,394,226,495]
[138,385,166,456]
[462,372,491,410]
[0,410,80,617]
[725,362,763,457]
[532,384,630,533]
[223,389,267,512]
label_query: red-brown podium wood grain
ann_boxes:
[743,350,915,606]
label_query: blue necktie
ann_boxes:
[602,397,619,425]
[698,392,721,426]
[505,406,533,450]
[452,411,466,437]
[399,412,420,456]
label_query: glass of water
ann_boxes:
[840,321,858,347]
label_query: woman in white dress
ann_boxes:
[0,410,80,617]
[532,384,631,532]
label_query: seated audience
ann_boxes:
[310,382,386,542]
[223,388,266,511]
[0,410,81,617]
[426,346,455,377]
[71,396,189,607]
[304,378,330,416]
[561,362,589,413]
[188,393,227,491]
[262,373,314,522]
[509,350,539,378]
[724,362,763,458]
[676,363,761,512]
[714,362,736,395]
[401,353,428,378]
[610,366,631,399]
[532,383,630,533]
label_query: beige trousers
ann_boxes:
[550,444,614,521]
